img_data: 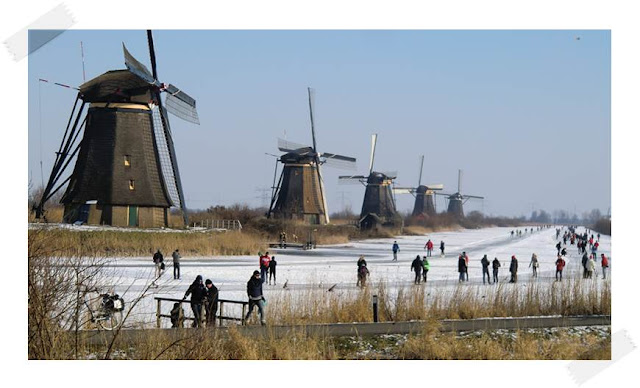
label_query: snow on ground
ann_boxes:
[96,226,610,328]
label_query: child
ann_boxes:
[170,302,184,328]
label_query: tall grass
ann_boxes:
[28,227,268,257]
[263,279,610,325]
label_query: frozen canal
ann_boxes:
[100,226,610,327]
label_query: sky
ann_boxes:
[27,29,611,218]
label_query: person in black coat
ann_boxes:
[492,257,501,283]
[481,254,491,284]
[183,275,207,327]
[458,254,467,283]
[581,252,589,278]
[244,271,266,325]
[509,256,518,283]
[204,279,219,326]
[268,256,277,285]
[411,255,423,284]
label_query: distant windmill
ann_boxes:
[267,88,356,224]
[33,31,199,227]
[393,155,444,217]
[339,134,402,229]
[435,169,484,218]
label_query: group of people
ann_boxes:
[259,251,277,285]
[152,248,182,286]
[458,253,505,284]
[172,274,219,328]
[411,255,431,284]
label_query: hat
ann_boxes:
[253,270,260,276]
[205,279,212,285]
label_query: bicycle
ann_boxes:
[83,290,125,330]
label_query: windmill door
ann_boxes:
[128,206,138,227]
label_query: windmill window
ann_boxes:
[124,155,131,167]
[129,180,135,191]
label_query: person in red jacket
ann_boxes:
[259,252,271,284]
[601,253,609,279]
[555,254,566,281]
[424,239,434,257]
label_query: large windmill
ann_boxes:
[267,88,356,225]
[339,134,402,229]
[394,155,444,217]
[435,169,484,218]
[33,31,199,228]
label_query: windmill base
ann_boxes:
[63,203,171,228]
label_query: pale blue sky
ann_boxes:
[28,30,610,217]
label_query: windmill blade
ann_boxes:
[323,157,357,171]
[464,195,485,200]
[278,138,311,153]
[308,87,318,152]
[369,134,378,174]
[321,152,357,170]
[424,184,444,190]
[458,169,463,193]
[393,188,415,195]
[434,192,454,197]
[418,155,424,186]
[320,152,356,163]
[165,91,200,124]
[123,43,155,84]
[338,175,366,185]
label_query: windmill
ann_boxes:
[33,31,199,228]
[267,88,356,225]
[339,134,402,229]
[435,169,484,218]
[393,155,444,217]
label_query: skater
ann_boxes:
[424,239,434,257]
[529,253,539,278]
[244,271,266,325]
[597,233,601,241]
[172,249,181,280]
[204,279,219,326]
[601,253,609,279]
[411,255,423,284]
[279,231,287,248]
[458,254,467,283]
[440,241,445,257]
[259,252,271,284]
[183,275,207,328]
[170,302,184,328]
[587,255,596,279]
[492,257,501,283]
[392,241,400,261]
[153,249,164,279]
[481,254,491,284]
[463,252,470,281]
[556,242,562,255]
[581,252,589,278]
[422,256,430,283]
[555,255,566,281]
[509,255,518,283]
[268,256,277,285]
[357,256,369,288]
[561,247,567,257]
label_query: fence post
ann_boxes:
[156,298,162,328]
[242,303,247,325]
[372,294,378,323]
[219,302,224,326]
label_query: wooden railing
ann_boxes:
[154,296,248,328]
[191,219,242,230]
